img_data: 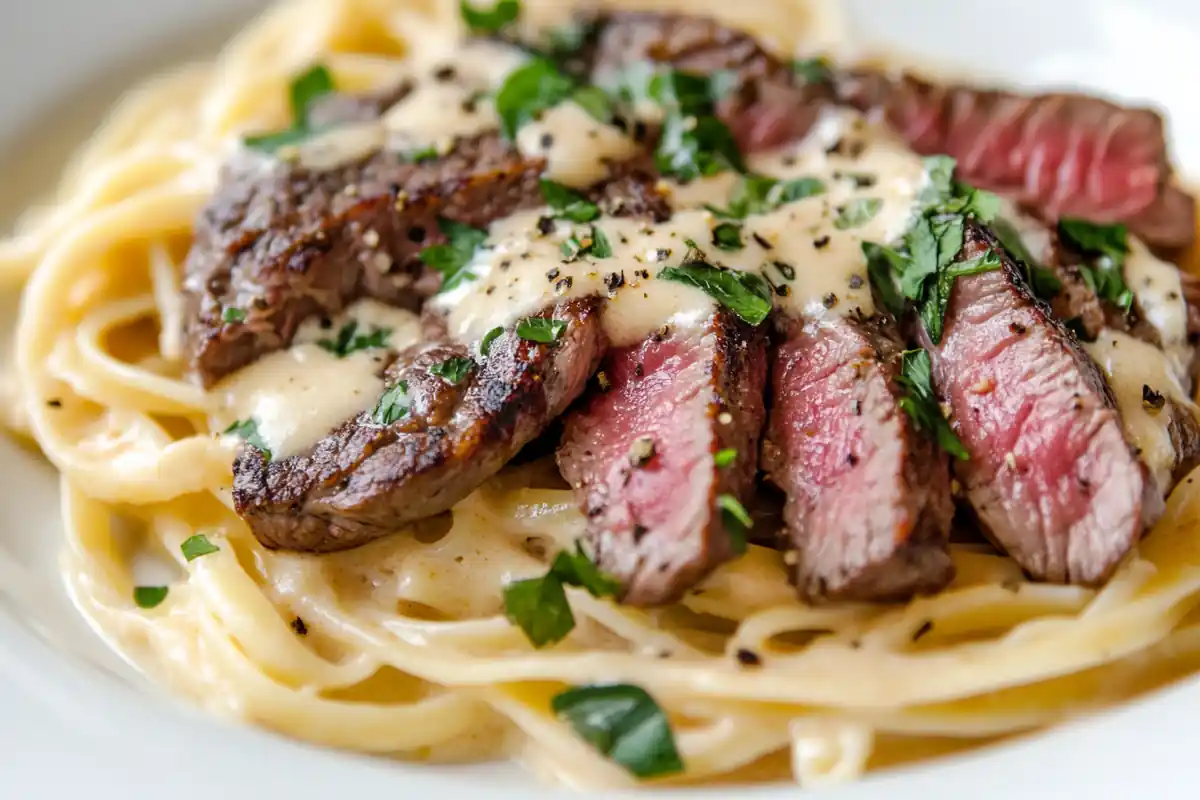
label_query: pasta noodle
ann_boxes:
[6,0,1200,789]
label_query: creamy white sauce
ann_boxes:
[1085,330,1198,490]
[517,102,641,188]
[1124,237,1191,382]
[434,108,927,346]
[214,300,423,458]
[382,83,497,155]
[291,122,387,171]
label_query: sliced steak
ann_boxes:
[925,220,1156,584]
[557,310,768,607]
[184,131,545,387]
[235,297,606,552]
[591,11,828,152]
[761,315,955,602]
[837,72,1195,250]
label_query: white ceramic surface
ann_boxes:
[2,0,1200,796]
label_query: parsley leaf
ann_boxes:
[551,684,684,779]
[791,56,833,85]
[711,222,744,251]
[540,179,600,222]
[862,242,908,318]
[918,249,1002,344]
[657,262,772,326]
[495,58,576,139]
[833,197,882,230]
[896,349,968,461]
[222,307,246,323]
[590,226,613,258]
[714,448,737,468]
[1058,218,1133,311]
[181,534,220,562]
[372,381,410,425]
[459,0,520,33]
[717,494,751,554]
[403,145,440,163]
[516,317,567,343]
[647,69,745,181]
[134,586,169,609]
[503,543,621,647]
[317,321,392,358]
[707,175,825,219]
[570,85,615,124]
[224,418,271,460]
[244,64,336,152]
[429,356,475,384]
[419,218,488,293]
[549,546,623,597]
[480,326,505,357]
[992,216,1062,301]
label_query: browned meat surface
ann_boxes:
[557,311,767,606]
[183,132,545,387]
[838,72,1196,250]
[925,221,1157,584]
[236,298,606,552]
[761,315,955,602]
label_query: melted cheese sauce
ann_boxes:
[213,300,423,458]
[1085,330,1198,489]
[1125,238,1191,381]
[517,102,642,188]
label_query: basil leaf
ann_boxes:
[495,58,575,139]
[657,262,772,325]
[224,418,271,460]
[708,175,825,219]
[181,534,220,562]
[648,70,715,112]
[244,64,336,152]
[713,448,737,467]
[717,494,751,555]
[317,321,392,357]
[896,349,968,461]
[712,222,744,251]
[504,573,574,647]
[429,356,475,384]
[656,113,744,182]
[134,586,169,609]
[920,155,957,208]
[459,0,520,33]
[420,217,488,293]
[551,684,684,779]
[791,56,832,85]
[372,381,410,425]
[550,544,622,598]
[480,326,505,356]
[862,242,908,318]
[1058,218,1133,311]
[540,179,600,222]
[222,307,246,323]
[833,197,882,230]
[517,317,567,343]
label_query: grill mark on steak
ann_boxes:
[836,72,1196,250]
[235,297,606,552]
[184,131,546,387]
[557,310,768,607]
[925,220,1158,584]
[762,315,955,602]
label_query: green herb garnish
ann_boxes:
[917,249,1003,345]
[429,356,475,384]
[707,175,825,219]
[459,0,520,33]
[862,242,908,318]
[712,222,744,251]
[222,307,246,323]
[134,586,169,609]
[657,262,772,326]
[404,145,440,163]
[834,197,882,230]
[1058,218,1133,311]
[896,349,968,461]
[503,543,621,647]
[480,326,505,356]
[714,448,737,468]
[419,218,489,293]
[224,418,271,460]
[717,494,751,554]
[516,317,567,343]
[590,226,613,258]
[372,381,410,425]
[317,321,392,358]
[551,684,684,779]
[244,64,336,152]
[992,216,1063,301]
[181,534,220,562]
[540,179,600,222]
[648,69,745,181]
[792,56,833,84]
[495,58,576,138]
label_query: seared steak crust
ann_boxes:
[762,315,955,602]
[557,310,768,607]
[236,297,606,552]
[927,221,1155,584]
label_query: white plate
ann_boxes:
[3,0,1200,796]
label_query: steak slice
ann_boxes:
[184,131,545,387]
[591,11,828,152]
[926,220,1156,584]
[235,297,606,552]
[837,72,1195,250]
[557,310,768,607]
[761,315,955,602]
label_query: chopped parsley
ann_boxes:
[244,64,336,152]
[551,684,684,779]
[516,317,567,343]
[503,544,621,647]
[224,418,271,460]
[707,174,825,219]
[419,217,489,293]
[646,69,745,181]
[833,197,882,230]
[317,321,391,357]
[569,85,615,124]
[561,225,611,261]
[541,178,600,222]
[494,58,609,136]
[372,381,411,425]
[717,494,751,554]
[711,222,744,251]
[480,326,505,356]
[429,356,475,384]
[992,216,1063,301]
[222,307,246,323]
[657,261,772,326]
[897,349,968,461]
[917,248,1003,345]
[1058,218,1133,311]
[791,55,833,85]
[403,145,440,163]
[134,586,169,609]
[590,226,613,258]
[181,533,220,562]
[459,0,520,33]
[861,242,908,318]
[713,448,737,468]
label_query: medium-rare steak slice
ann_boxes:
[837,72,1196,250]
[926,221,1156,584]
[557,310,767,607]
[235,297,606,552]
[761,315,955,602]
[183,131,545,388]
